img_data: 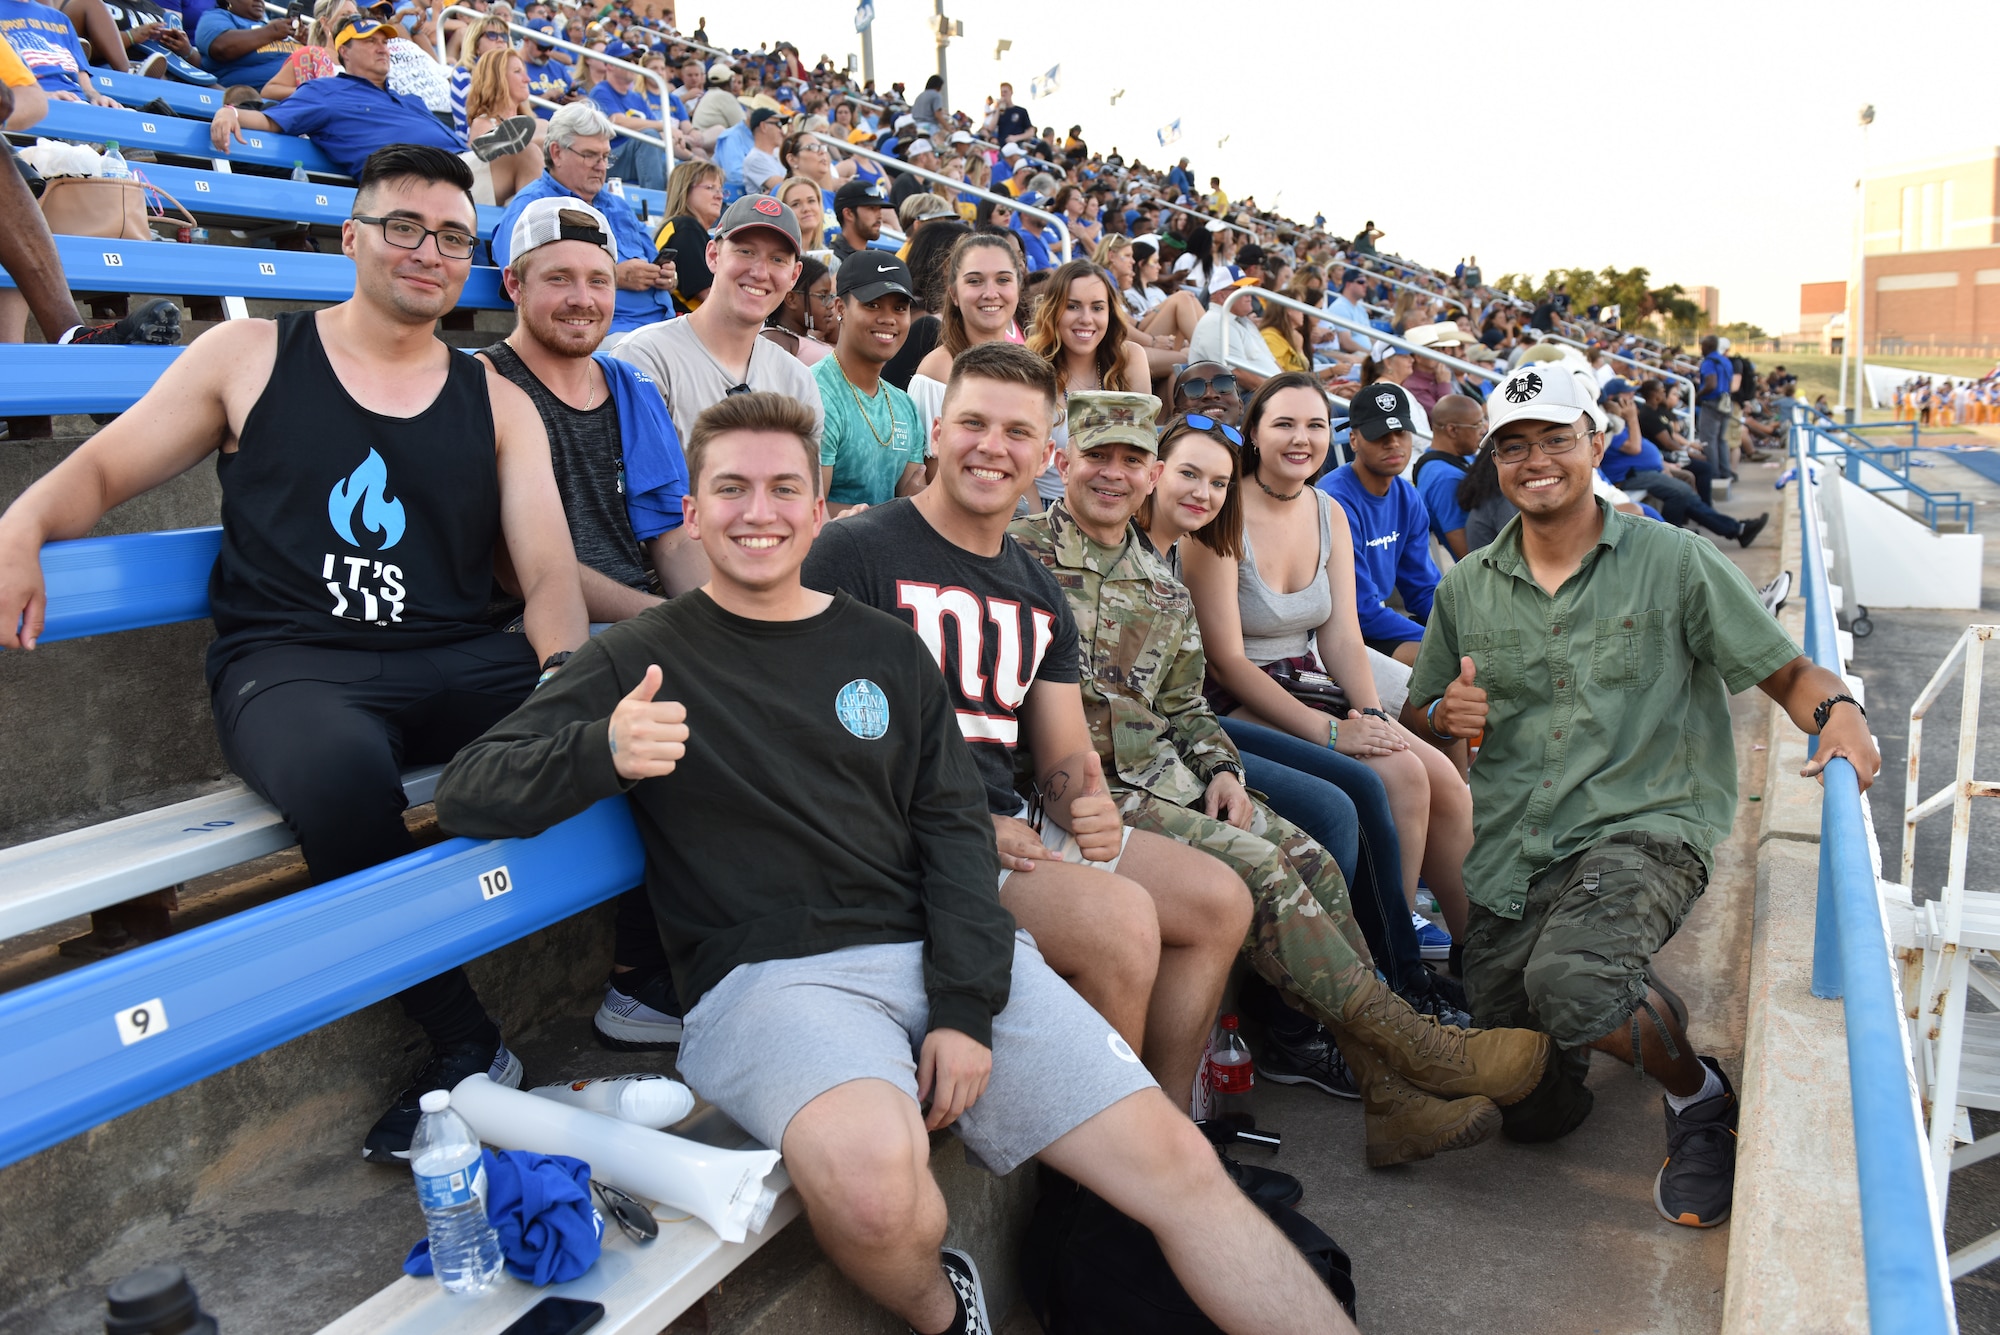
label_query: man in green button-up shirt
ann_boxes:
[1410,360,1880,1229]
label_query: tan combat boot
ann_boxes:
[1332,966,1549,1106]
[1335,1034,1501,1167]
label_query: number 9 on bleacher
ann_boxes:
[115,998,169,1047]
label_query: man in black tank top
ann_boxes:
[0,146,589,1163]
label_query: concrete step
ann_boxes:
[0,904,1034,1335]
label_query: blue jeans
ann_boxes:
[1619,470,1739,538]
[1219,717,1422,991]
[608,136,667,193]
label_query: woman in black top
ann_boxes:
[653,159,724,314]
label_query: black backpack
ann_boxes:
[1017,1167,1357,1333]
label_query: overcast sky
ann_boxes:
[707,0,2000,332]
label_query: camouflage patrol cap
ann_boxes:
[1066,390,1165,456]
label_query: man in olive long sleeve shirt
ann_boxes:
[1410,362,1880,1230]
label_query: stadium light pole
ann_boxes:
[1852,104,1874,423]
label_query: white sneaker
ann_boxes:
[593,973,684,1050]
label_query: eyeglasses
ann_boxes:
[558,144,611,166]
[1183,412,1243,445]
[1491,429,1590,465]
[1176,374,1236,400]
[591,1179,658,1244]
[350,214,476,260]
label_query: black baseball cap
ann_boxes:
[748,107,783,131]
[1346,381,1415,441]
[833,178,887,216]
[837,252,916,303]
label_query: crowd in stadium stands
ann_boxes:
[0,4,1891,1329]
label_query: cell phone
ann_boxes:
[498,1297,606,1335]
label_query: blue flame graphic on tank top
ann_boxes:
[327,449,406,549]
[322,450,410,624]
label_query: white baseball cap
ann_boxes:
[1481,361,1604,447]
[1001,143,1025,158]
[907,137,936,156]
[707,58,733,76]
[508,195,616,266]
[948,129,973,145]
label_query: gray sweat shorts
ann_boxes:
[675,931,1158,1176]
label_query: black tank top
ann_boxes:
[206,311,501,678]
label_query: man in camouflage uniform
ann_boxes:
[1011,392,1550,1166]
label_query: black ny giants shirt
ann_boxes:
[803,499,1081,813]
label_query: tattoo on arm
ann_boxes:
[1045,769,1070,802]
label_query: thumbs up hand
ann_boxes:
[609,665,690,781]
[1432,655,1488,740]
[1064,749,1126,863]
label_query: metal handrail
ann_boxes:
[1792,415,1957,1333]
[1218,286,1495,386]
[1355,260,1466,315]
[807,132,1071,263]
[1544,332,1697,431]
[435,9,673,167]
[1142,193,1256,238]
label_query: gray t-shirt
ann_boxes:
[610,316,825,445]
[484,342,653,592]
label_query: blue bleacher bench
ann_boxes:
[137,162,508,240]
[0,236,510,310]
[83,65,226,121]
[28,99,341,178]
[0,345,183,417]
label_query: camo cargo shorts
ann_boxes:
[1462,830,1708,1050]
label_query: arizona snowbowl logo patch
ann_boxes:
[835,679,890,739]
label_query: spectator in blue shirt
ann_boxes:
[1412,394,1483,560]
[1318,381,1439,662]
[1694,333,1734,481]
[1167,156,1192,197]
[520,22,570,117]
[0,0,119,103]
[211,16,540,193]
[1600,378,1766,546]
[1010,192,1055,272]
[589,39,665,192]
[194,0,299,88]
[494,100,674,340]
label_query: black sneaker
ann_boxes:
[1737,513,1770,548]
[911,1246,990,1335]
[1654,1056,1737,1228]
[1219,1150,1303,1210]
[472,113,536,161]
[1402,970,1471,1029]
[593,969,684,1050]
[1255,1024,1359,1100]
[65,298,182,347]
[362,1039,522,1164]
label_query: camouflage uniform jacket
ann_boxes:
[1009,502,1240,809]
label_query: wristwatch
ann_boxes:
[1359,707,1392,723]
[1812,693,1866,730]
[1208,761,1244,783]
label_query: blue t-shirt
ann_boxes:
[1320,465,1438,644]
[262,72,460,176]
[1412,455,1471,545]
[522,56,568,117]
[1597,427,1665,485]
[589,79,650,125]
[492,172,672,334]
[1697,351,1732,405]
[0,0,90,96]
[194,5,296,89]
[1012,220,1053,273]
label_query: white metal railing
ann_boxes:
[1353,260,1466,315]
[434,9,673,167]
[807,132,1072,263]
[1218,286,1495,386]
[1143,193,1256,238]
[1545,331,1697,432]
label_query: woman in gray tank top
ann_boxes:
[1180,374,1476,955]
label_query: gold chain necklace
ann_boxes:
[839,364,895,447]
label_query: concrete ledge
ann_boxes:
[1724,480,1871,1333]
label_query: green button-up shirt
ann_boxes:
[1407,501,1800,919]
[1008,502,1241,810]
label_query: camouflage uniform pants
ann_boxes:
[1117,788,1373,1029]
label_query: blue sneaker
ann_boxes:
[1412,912,1453,962]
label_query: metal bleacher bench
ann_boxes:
[0,526,800,1332]
[0,526,448,945]
[24,98,341,178]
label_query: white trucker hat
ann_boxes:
[508,195,617,266]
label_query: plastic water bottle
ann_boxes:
[1207,1014,1255,1127]
[100,141,132,180]
[291,160,309,183]
[410,1090,503,1294]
